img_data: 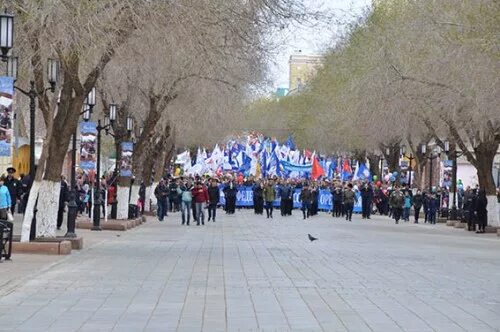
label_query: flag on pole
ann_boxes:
[311,154,325,180]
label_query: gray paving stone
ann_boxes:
[0,211,499,331]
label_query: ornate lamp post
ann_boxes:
[400,145,415,189]
[0,11,14,61]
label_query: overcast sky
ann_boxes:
[269,0,372,90]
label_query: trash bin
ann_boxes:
[128,204,138,219]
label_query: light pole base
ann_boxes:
[449,206,458,221]
[64,232,78,238]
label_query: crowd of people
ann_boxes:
[0,165,495,237]
[151,174,497,233]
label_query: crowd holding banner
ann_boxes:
[218,185,363,212]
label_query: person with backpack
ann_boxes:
[389,187,404,224]
[178,179,193,225]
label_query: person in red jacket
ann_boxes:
[192,181,209,225]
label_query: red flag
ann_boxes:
[311,155,325,180]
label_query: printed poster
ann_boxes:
[120,142,133,177]
[0,77,14,157]
[80,122,97,170]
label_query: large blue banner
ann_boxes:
[80,122,97,171]
[219,186,362,212]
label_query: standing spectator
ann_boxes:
[343,183,355,222]
[4,167,21,215]
[57,175,69,230]
[427,193,439,224]
[360,182,373,219]
[263,179,276,219]
[389,187,404,224]
[0,175,12,220]
[192,181,209,225]
[475,189,488,234]
[310,184,319,216]
[299,183,313,220]
[154,179,168,221]
[412,189,423,223]
[252,180,264,215]
[138,181,146,214]
[207,178,220,222]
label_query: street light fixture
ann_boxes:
[47,58,58,92]
[7,55,59,182]
[84,102,119,231]
[400,144,415,189]
[0,11,14,61]
[126,116,134,133]
[6,55,17,80]
[421,143,442,192]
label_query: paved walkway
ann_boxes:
[0,210,499,332]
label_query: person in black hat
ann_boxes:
[4,167,21,215]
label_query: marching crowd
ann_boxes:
[152,174,496,233]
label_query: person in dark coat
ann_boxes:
[253,180,264,214]
[474,189,488,233]
[57,175,69,230]
[412,189,423,223]
[207,178,220,222]
[360,183,373,219]
[299,183,313,220]
[279,181,292,216]
[331,185,343,217]
[223,181,237,214]
[310,184,319,216]
[463,187,476,231]
[4,167,22,215]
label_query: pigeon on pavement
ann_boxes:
[308,234,318,242]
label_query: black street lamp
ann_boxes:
[0,11,14,61]
[6,56,58,182]
[421,143,442,192]
[400,145,415,189]
[442,140,467,221]
[86,104,125,230]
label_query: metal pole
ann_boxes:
[29,81,36,180]
[65,129,78,237]
[429,156,433,192]
[408,156,412,189]
[92,121,102,231]
[449,151,458,220]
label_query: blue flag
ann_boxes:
[285,136,296,150]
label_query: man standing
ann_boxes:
[223,180,237,214]
[412,189,423,223]
[343,183,355,222]
[360,182,373,219]
[263,179,276,219]
[154,179,169,221]
[331,184,343,217]
[253,180,264,215]
[299,183,313,220]
[207,178,220,222]
[57,175,69,230]
[389,187,404,224]
[280,181,292,217]
[192,181,209,225]
[4,167,21,215]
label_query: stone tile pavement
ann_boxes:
[0,210,499,331]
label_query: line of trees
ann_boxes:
[245,0,499,197]
[8,0,322,240]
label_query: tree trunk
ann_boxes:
[367,154,381,180]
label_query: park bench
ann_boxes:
[0,220,13,261]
